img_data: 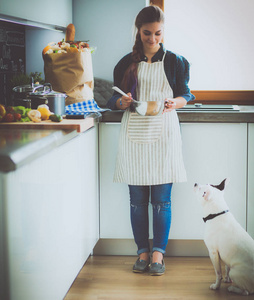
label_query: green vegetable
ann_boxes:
[13,106,26,117]
[90,46,96,54]
[12,106,31,121]
[25,108,31,116]
[49,114,62,122]
[70,44,77,48]
[20,116,31,122]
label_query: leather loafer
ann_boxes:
[133,258,150,273]
[149,260,165,276]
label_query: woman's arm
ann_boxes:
[163,96,187,112]
[107,53,133,110]
[175,54,195,102]
[164,52,195,104]
[107,91,133,111]
[163,52,195,112]
[115,93,133,110]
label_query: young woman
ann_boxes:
[107,5,195,275]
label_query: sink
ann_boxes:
[177,104,240,112]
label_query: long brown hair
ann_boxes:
[121,5,164,99]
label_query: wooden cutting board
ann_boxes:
[0,117,94,133]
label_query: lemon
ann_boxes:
[37,104,50,110]
[37,107,51,120]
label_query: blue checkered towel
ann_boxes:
[65,99,109,115]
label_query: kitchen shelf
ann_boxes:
[0,13,65,32]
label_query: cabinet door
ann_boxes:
[2,126,99,300]
[248,123,254,238]
[99,122,247,240]
[170,123,247,239]
[1,0,72,27]
[99,123,132,238]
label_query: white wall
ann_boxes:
[73,0,146,81]
[25,28,65,76]
[6,0,254,90]
[164,0,254,90]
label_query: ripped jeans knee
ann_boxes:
[152,200,172,253]
[152,201,171,214]
[130,202,149,213]
[128,184,173,254]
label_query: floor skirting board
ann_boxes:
[93,239,209,257]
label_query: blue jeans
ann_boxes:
[128,183,173,256]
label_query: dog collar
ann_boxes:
[203,210,229,223]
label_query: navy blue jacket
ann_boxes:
[107,44,195,110]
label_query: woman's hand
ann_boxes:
[163,97,187,113]
[163,98,176,112]
[116,93,133,110]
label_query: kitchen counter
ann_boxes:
[0,116,95,173]
[101,105,254,123]
[0,129,77,172]
[1,106,253,173]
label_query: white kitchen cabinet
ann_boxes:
[1,0,72,27]
[0,126,99,300]
[99,123,131,238]
[99,122,247,240]
[248,123,254,238]
[171,123,247,239]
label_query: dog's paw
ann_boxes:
[210,283,220,290]
[224,277,232,283]
[243,290,249,296]
[228,286,249,295]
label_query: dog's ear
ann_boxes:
[220,178,230,191]
[224,178,230,189]
[211,178,229,191]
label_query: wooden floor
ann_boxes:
[64,256,254,300]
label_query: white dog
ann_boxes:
[194,179,254,295]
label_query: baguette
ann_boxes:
[65,23,75,41]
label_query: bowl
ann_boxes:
[134,101,164,116]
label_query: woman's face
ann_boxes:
[139,22,163,53]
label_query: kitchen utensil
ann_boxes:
[13,82,51,98]
[135,101,164,116]
[13,83,66,115]
[31,91,67,115]
[112,86,164,116]
[13,96,48,109]
[112,86,139,103]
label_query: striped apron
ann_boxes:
[114,53,187,185]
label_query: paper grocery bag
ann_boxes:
[43,49,94,106]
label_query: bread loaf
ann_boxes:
[65,24,75,41]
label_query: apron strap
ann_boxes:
[162,51,166,62]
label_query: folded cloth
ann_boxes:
[65,99,110,115]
